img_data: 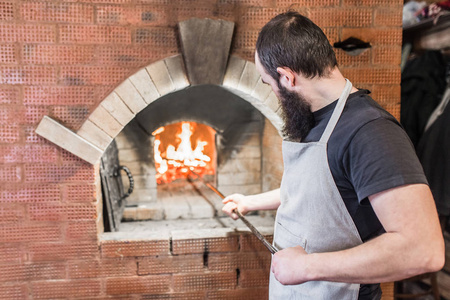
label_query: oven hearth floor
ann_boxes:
[117,214,275,237]
[111,178,276,238]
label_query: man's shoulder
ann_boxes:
[334,91,401,144]
[344,91,397,126]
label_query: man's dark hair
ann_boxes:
[256,11,338,80]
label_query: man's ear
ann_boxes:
[276,67,296,88]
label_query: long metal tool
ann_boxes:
[189,170,278,254]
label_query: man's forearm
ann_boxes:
[306,231,442,284]
[246,188,281,211]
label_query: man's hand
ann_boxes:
[222,193,249,220]
[272,245,309,285]
[222,189,281,220]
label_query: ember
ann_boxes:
[152,122,216,184]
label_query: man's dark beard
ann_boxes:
[278,84,314,142]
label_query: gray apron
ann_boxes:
[269,80,362,299]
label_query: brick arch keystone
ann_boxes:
[36,55,283,164]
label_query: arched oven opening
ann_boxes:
[101,84,282,233]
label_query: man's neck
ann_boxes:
[296,69,358,112]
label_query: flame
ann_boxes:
[153,122,215,184]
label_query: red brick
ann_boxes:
[374,8,402,27]
[0,24,57,43]
[63,183,97,202]
[218,0,274,6]
[133,27,177,47]
[49,105,90,131]
[343,0,402,6]
[0,184,61,203]
[240,234,273,252]
[0,66,57,85]
[23,86,97,105]
[96,45,178,67]
[138,254,204,275]
[97,5,169,26]
[59,65,130,85]
[0,284,27,300]
[322,27,339,45]
[370,84,401,105]
[22,44,95,65]
[24,126,46,144]
[208,252,271,271]
[101,240,170,257]
[0,125,20,143]
[0,204,26,223]
[173,271,237,292]
[172,236,239,255]
[240,7,287,29]
[239,269,270,288]
[336,48,371,67]
[29,242,98,261]
[24,163,96,183]
[31,279,102,299]
[142,292,205,299]
[0,145,22,163]
[60,25,131,44]
[233,29,259,49]
[21,2,94,23]
[0,106,26,125]
[207,288,269,300]
[0,244,27,263]
[0,2,14,21]
[0,44,16,63]
[341,67,401,85]
[65,221,98,241]
[0,165,21,183]
[67,0,133,3]
[60,148,92,164]
[0,262,66,282]
[28,203,96,221]
[24,105,50,125]
[106,275,171,295]
[342,28,402,46]
[68,258,137,278]
[276,0,338,6]
[22,145,59,163]
[0,224,61,243]
[372,45,402,66]
[310,8,373,28]
[0,86,20,105]
[174,5,218,23]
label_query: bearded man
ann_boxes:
[222,11,444,300]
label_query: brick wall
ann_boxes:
[0,0,401,298]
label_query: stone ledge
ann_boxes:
[35,116,103,164]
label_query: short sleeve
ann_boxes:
[343,118,428,202]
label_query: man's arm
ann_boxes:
[271,184,445,285]
[222,188,281,220]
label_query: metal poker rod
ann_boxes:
[189,170,278,254]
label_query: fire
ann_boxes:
[153,122,215,184]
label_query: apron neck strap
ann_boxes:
[319,79,353,143]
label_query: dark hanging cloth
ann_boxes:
[401,50,447,148]
[416,89,450,216]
